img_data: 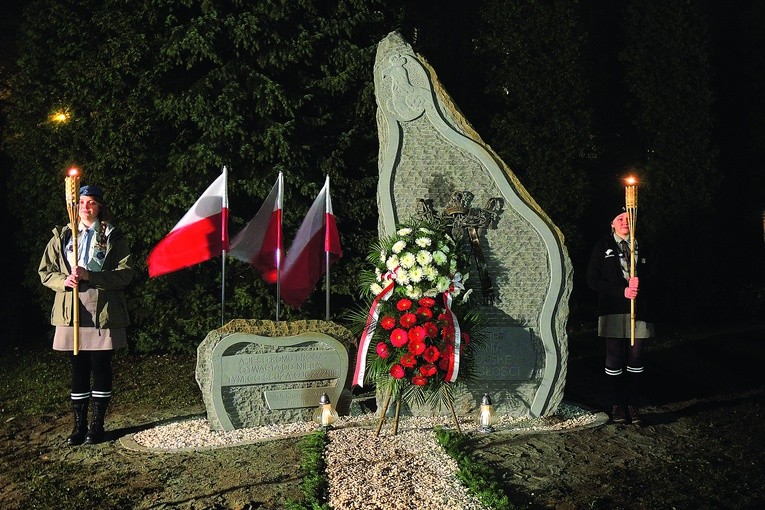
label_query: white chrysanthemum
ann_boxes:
[405,285,422,299]
[436,276,451,293]
[433,251,447,266]
[415,237,432,248]
[423,288,438,298]
[399,252,416,269]
[394,270,410,286]
[386,255,399,272]
[418,227,434,235]
[375,267,382,281]
[397,227,412,236]
[408,266,424,283]
[379,249,387,263]
[422,265,438,281]
[392,240,407,254]
[370,283,384,296]
[450,259,458,273]
[416,250,433,266]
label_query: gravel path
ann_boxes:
[120,403,605,509]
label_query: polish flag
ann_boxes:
[229,172,283,283]
[281,176,342,307]
[147,169,229,277]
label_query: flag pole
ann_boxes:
[324,176,331,321]
[325,250,330,321]
[276,172,283,321]
[221,166,229,327]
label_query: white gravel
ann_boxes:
[127,402,602,452]
[124,403,603,509]
[326,427,488,510]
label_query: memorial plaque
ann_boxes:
[196,320,354,431]
[472,327,536,381]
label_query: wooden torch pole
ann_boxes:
[65,168,81,355]
[625,177,638,347]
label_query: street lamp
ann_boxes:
[50,109,71,124]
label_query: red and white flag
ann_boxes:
[229,172,283,283]
[281,176,342,307]
[147,168,229,277]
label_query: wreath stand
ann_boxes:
[374,385,462,437]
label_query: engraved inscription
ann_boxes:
[472,327,536,382]
[221,351,339,386]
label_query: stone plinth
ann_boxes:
[196,319,355,431]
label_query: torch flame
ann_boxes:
[68,167,79,177]
[625,176,637,185]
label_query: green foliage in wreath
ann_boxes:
[350,220,484,411]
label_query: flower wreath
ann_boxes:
[352,220,481,411]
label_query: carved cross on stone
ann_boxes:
[417,191,503,305]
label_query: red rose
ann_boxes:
[416,307,433,320]
[408,337,426,356]
[418,297,436,308]
[400,353,417,368]
[390,328,408,347]
[412,375,428,386]
[376,342,390,359]
[396,298,413,311]
[438,312,449,322]
[423,322,439,339]
[423,345,440,363]
[399,312,417,328]
[420,364,437,377]
[380,316,397,330]
[390,364,405,379]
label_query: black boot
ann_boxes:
[66,399,89,446]
[627,367,644,425]
[84,397,110,445]
[606,369,628,423]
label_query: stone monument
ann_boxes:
[374,32,572,417]
[196,319,355,430]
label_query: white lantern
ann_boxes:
[313,392,339,428]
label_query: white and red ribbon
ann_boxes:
[442,291,462,383]
[352,277,395,387]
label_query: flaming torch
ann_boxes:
[65,167,81,355]
[624,176,638,346]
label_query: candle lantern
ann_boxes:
[313,392,339,429]
[476,393,496,433]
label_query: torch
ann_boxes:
[65,167,81,355]
[624,176,638,346]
